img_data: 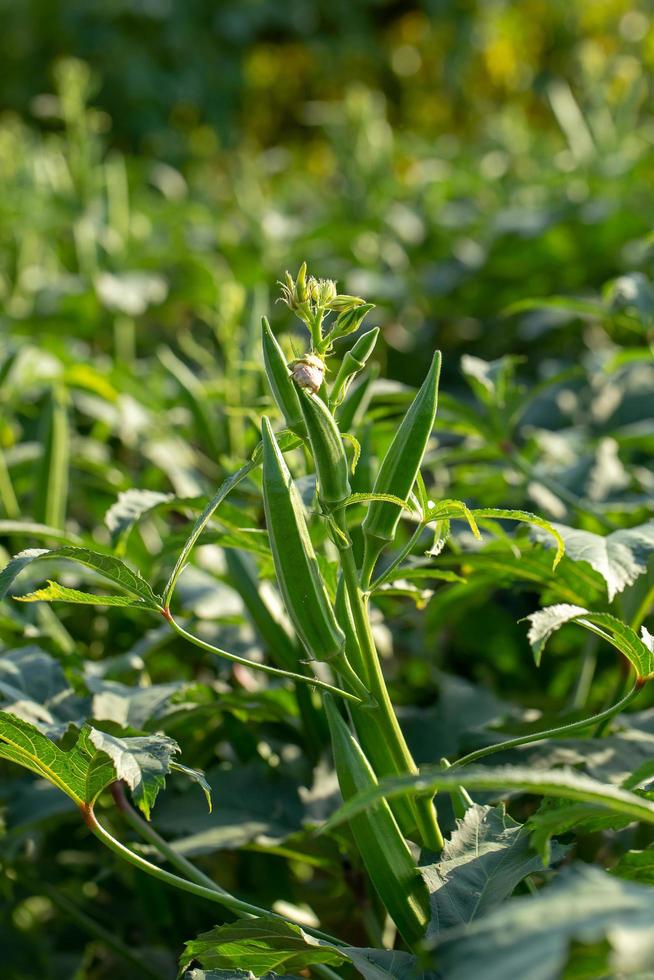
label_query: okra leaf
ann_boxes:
[16,581,148,607]
[105,488,176,549]
[0,712,180,817]
[0,546,161,609]
[528,798,632,864]
[179,918,347,974]
[323,765,654,832]
[471,509,564,568]
[343,948,432,979]
[342,491,413,511]
[183,971,300,980]
[423,499,480,539]
[422,804,564,936]
[525,604,654,678]
[530,521,654,600]
[428,864,654,980]
[612,846,654,885]
[0,646,90,735]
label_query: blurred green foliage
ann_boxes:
[0,2,653,978]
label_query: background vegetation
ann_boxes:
[1,2,653,977]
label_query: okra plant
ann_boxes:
[1,266,654,978]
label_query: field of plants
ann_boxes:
[1,3,654,978]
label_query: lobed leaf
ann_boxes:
[525,603,654,678]
[429,864,654,979]
[323,764,654,832]
[422,804,565,936]
[0,711,185,818]
[471,509,564,568]
[531,521,654,600]
[16,581,147,607]
[0,546,161,609]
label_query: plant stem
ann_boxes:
[111,782,229,896]
[163,460,256,607]
[166,611,361,704]
[335,516,443,851]
[449,681,641,771]
[369,522,426,593]
[87,805,345,947]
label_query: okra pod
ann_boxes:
[261,416,345,662]
[329,327,380,409]
[362,351,442,576]
[296,386,351,510]
[324,698,429,948]
[261,317,305,436]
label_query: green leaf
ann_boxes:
[528,798,632,864]
[612,846,654,885]
[429,864,654,980]
[525,603,654,678]
[343,948,431,979]
[423,499,481,539]
[422,804,563,936]
[105,488,176,549]
[343,491,413,511]
[183,971,299,980]
[180,918,346,974]
[531,521,654,601]
[0,711,180,818]
[0,546,161,609]
[472,509,565,569]
[16,580,147,607]
[170,761,212,813]
[80,726,179,819]
[323,764,654,833]
[0,645,89,735]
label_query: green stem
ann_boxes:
[87,805,345,947]
[163,459,256,608]
[449,681,641,771]
[369,522,426,593]
[335,516,443,851]
[111,782,229,896]
[166,611,361,704]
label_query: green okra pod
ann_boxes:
[261,317,305,436]
[362,351,442,574]
[261,416,345,662]
[324,698,429,948]
[329,327,380,409]
[295,385,351,510]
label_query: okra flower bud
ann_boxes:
[261,417,346,662]
[295,385,351,510]
[329,326,380,408]
[290,353,325,394]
